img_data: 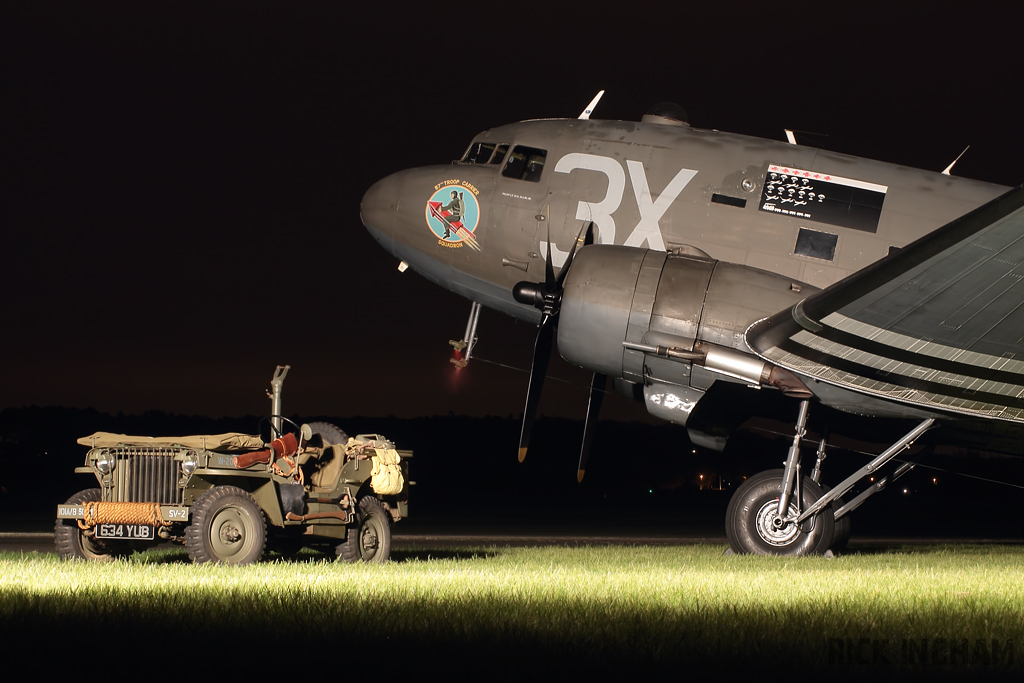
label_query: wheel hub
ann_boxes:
[754,499,799,546]
[219,522,242,545]
[210,505,253,560]
[361,525,378,552]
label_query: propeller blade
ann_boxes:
[517,221,595,462]
[518,315,555,462]
[556,221,592,289]
[543,225,556,292]
[577,372,606,482]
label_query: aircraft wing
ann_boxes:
[746,186,1024,424]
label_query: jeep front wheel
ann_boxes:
[185,486,266,565]
[55,488,125,562]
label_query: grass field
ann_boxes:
[2,544,1021,678]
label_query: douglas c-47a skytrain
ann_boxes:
[360,94,1023,556]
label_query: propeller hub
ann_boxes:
[512,281,545,308]
[513,281,560,316]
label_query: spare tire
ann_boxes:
[307,422,349,446]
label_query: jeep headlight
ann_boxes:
[181,452,198,476]
[95,453,115,475]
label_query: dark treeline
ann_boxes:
[2,407,1021,538]
[0,406,734,516]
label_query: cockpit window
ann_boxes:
[463,142,496,164]
[489,144,509,165]
[461,141,512,166]
[502,145,547,182]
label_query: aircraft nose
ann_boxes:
[360,174,400,253]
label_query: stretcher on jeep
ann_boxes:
[54,366,410,564]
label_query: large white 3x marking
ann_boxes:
[541,153,698,266]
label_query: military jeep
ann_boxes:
[54,367,410,565]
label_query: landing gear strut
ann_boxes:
[725,399,935,557]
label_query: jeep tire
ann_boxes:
[55,488,126,562]
[185,485,266,565]
[336,495,391,563]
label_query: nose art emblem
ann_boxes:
[425,180,481,251]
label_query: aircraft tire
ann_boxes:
[831,514,852,552]
[307,421,349,446]
[185,486,266,565]
[726,469,835,556]
[336,495,391,563]
[54,488,127,562]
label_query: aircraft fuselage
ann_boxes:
[361,112,1022,555]
[361,116,1007,325]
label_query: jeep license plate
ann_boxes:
[95,524,154,540]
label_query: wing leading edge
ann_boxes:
[747,185,1024,424]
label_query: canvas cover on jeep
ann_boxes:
[76,432,265,451]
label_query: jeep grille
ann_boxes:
[102,447,184,505]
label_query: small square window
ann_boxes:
[794,228,838,261]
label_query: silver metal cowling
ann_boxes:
[558,246,724,379]
[557,245,815,391]
[557,246,647,379]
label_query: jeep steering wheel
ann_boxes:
[257,415,301,441]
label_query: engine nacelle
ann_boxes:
[557,245,816,430]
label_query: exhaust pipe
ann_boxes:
[622,341,811,398]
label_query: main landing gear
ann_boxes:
[725,399,935,556]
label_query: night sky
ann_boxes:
[5,3,1023,421]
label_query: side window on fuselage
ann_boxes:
[794,227,839,261]
[502,145,547,182]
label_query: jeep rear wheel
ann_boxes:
[336,496,391,563]
[55,488,126,562]
[185,486,266,565]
